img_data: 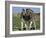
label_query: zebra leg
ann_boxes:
[21,21,23,30]
[29,21,32,30]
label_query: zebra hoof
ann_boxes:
[23,28,26,30]
[30,27,35,30]
[19,28,21,30]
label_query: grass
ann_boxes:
[12,13,21,31]
[12,13,40,31]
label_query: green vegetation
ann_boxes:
[12,13,21,31]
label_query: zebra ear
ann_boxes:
[22,9,25,13]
